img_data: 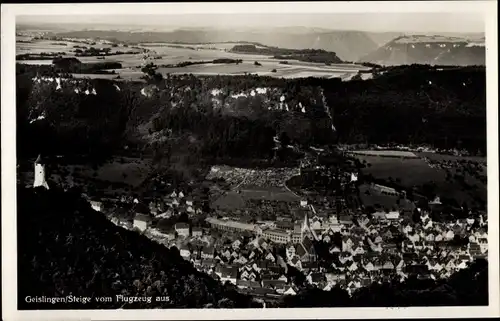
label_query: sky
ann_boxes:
[17,12,485,34]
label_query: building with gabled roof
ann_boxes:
[133,213,153,232]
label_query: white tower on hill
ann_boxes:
[33,154,49,189]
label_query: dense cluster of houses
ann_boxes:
[168,205,488,296]
[78,162,488,298]
[105,184,488,298]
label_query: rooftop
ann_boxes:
[206,217,255,231]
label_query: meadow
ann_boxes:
[356,155,441,186]
[353,153,487,207]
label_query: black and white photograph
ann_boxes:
[2,1,499,320]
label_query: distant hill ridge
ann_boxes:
[360,34,485,66]
[50,29,381,61]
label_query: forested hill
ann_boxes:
[16,64,486,164]
[17,187,256,309]
[323,65,486,153]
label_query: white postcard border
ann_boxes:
[2,1,499,320]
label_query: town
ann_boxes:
[31,149,489,301]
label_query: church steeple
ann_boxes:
[301,208,319,242]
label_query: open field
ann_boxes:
[157,62,354,78]
[355,155,441,186]
[348,150,418,158]
[353,154,487,207]
[16,39,130,55]
[16,39,77,54]
[140,42,270,51]
[17,39,369,79]
[238,185,300,202]
[212,185,300,210]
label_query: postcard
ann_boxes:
[1,1,498,320]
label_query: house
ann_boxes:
[237,280,260,289]
[302,261,320,273]
[297,237,317,262]
[232,239,242,250]
[277,274,288,282]
[245,270,258,281]
[262,229,291,244]
[276,220,295,231]
[443,230,455,241]
[221,249,232,260]
[265,251,276,262]
[175,222,190,237]
[268,264,284,275]
[425,233,436,242]
[382,261,395,270]
[307,272,326,286]
[455,259,468,270]
[234,255,248,265]
[289,256,302,270]
[201,258,216,269]
[215,265,238,285]
[133,214,152,232]
[363,260,377,271]
[171,198,180,207]
[348,261,359,272]
[339,215,353,225]
[342,236,354,252]
[339,252,352,265]
[383,243,398,254]
[329,245,341,254]
[178,244,191,259]
[385,211,400,220]
[192,227,203,238]
[395,259,405,271]
[468,242,482,257]
[262,279,287,293]
[90,200,103,212]
[373,235,383,244]
[408,233,420,243]
[351,244,365,256]
[283,286,297,296]
[240,270,250,280]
